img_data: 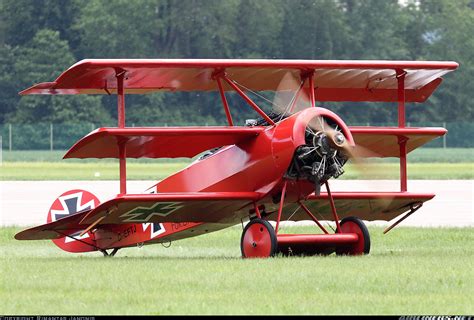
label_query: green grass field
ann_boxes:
[1,148,473,180]
[1,161,473,180]
[1,226,473,315]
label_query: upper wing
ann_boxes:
[64,126,264,159]
[20,59,458,102]
[15,192,261,241]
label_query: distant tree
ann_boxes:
[73,0,157,58]
[280,0,348,59]
[0,45,17,123]
[0,0,80,47]
[0,0,471,130]
[9,29,111,124]
[411,0,474,122]
[341,0,410,60]
[234,0,284,58]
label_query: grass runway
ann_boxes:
[1,226,473,315]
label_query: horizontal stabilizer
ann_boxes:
[15,209,91,241]
[64,126,264,159]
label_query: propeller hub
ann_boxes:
[332,132,345,147]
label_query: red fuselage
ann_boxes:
[156,108,353,204]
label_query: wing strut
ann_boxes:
[383,202,423,234]
[217,72,275,125]
[215,76,234,126]
[116,70,127,194]
[397,69,407,192]
[308,70,316,108]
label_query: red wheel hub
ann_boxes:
[241,219,277,258]
[336,216,370,255]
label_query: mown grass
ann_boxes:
[0,162,190,181]
[1,161,473,180]
[1,226,473,315]
[1,148,472,180]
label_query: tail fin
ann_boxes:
[15,189,100,253]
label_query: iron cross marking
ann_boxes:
[120,202,183,223]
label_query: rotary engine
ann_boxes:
[286,117,348,195]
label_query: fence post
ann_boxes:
[50,123,53,151]
[443,122,447,148]
[8,124,12,151]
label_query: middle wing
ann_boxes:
[64,126,264,159]
[350,127,447,157]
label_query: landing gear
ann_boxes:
[336,217,370,256]
[241,180,371,258]
[241,218,277,258]
[101,248,120,257]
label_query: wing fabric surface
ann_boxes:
[267,192,435,222]
[349,127,447,157]
[20,59,458,102]
[16,191,434,241]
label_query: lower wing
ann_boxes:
[15,192,262,241]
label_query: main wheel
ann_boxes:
[241,218,277,258]
[336,216,370,256]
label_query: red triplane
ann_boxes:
[15,59,458,258]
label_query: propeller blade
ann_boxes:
[307,114,397,212]
[272,72,310,117]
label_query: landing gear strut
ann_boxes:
[240,180,370,258]
[101,248,120,257]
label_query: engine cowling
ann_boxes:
[285,108,354,195]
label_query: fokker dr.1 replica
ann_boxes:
[15,59,458,258]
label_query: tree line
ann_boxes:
[0,0,473,128]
